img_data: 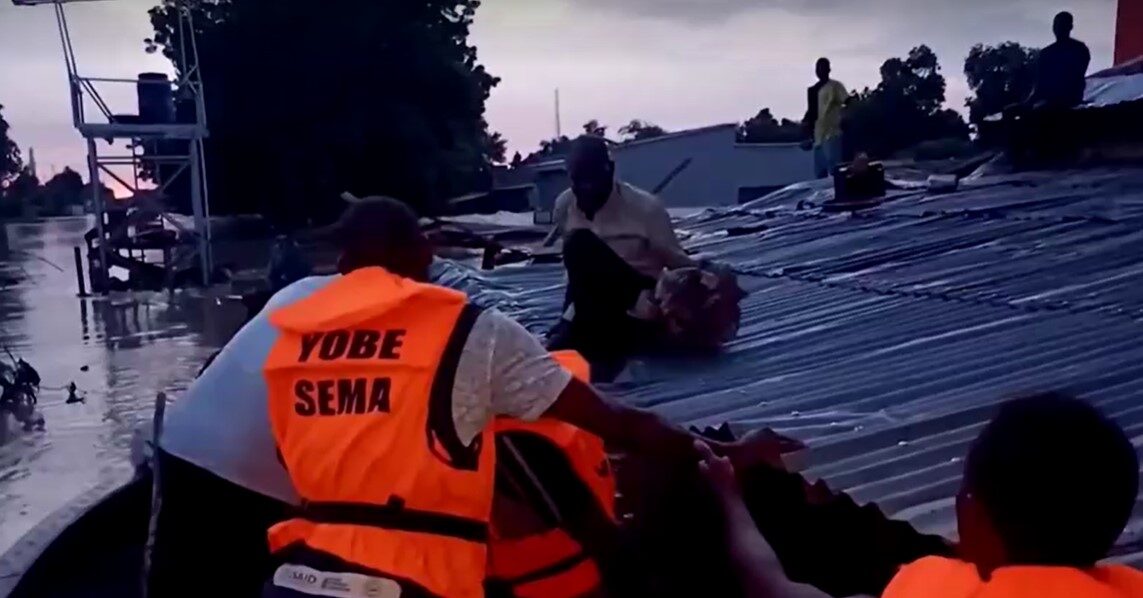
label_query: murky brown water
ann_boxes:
[0,217,247,553]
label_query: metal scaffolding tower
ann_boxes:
[13,0,213,289]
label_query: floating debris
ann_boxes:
[0,357,45,433]
[66,382,85,405]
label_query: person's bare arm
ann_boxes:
[542,191,572,248]
[482,310,800,464]
[644,199,695,270]
[544,377,697,459]
[541,226,562,248]
[697,442,832,598]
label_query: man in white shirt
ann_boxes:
[545,136,695,378]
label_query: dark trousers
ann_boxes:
[146,450,292,598]
[548,230,658,379]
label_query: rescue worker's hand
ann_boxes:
[716,428,806,473]
[696,440,741,506]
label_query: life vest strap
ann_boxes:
[426,302,485,471]
[501,549,591,586]
[300,499,490,543]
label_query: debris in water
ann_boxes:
[0,356,45,432]
[80,365,89,372]
[66,382,85,404]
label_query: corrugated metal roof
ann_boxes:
[1084,73,1143,109]
[435,165,1143,565]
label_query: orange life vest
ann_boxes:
[883,556,1143,598]
[487,350,616,598]
[263,267,495,598]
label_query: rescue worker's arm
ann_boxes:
[543,377,697,460]
[483,312,796,465]
[697,442,832,598]
[482,309,698,460]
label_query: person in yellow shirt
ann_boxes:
[812,58,848,178]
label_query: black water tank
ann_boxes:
[137,73,175,124]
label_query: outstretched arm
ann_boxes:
[697,442,832,598]
[542,191,572,248]
[544,377,697,459]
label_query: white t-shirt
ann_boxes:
[553,181,694,280]
[160,275,572,504]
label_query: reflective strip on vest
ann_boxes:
[488,351,611,597]
[263,267,495,598]
[883,556,1143,598]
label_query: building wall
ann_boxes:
[611,125,814,208]
[613,125,740,208]
[730,143,817,202]
[525,124,816,218]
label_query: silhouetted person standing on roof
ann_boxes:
[1030,12,1091,109]
[810,58,847,178]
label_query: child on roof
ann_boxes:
[699,392,1143,598]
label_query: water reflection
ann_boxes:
[0,217,245,553]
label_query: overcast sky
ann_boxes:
[0,0,1117,182]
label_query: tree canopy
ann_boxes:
[0,104,22,193]
[618,119,667,142]
[39,167,86,215]
[964,42,1039,128]
[148,0,502,224]
[738,108,803,143]
[844,45,969,158]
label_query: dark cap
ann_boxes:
[305,195,425,251]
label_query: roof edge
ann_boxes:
[614,123,738,151]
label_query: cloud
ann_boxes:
[564,0,1115,29]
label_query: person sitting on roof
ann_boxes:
[543,135,695,379]
[1029,12,1091,110]
[703,392,1143,598]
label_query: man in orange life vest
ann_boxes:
[701,392,1143,598]
[487,350,618,598]
[261,197,768,598]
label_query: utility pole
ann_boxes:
[554,88,562,139]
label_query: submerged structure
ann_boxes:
[12,0,214,293]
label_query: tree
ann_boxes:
[39,167,86,215]
[738,108,803,143]
[843,45,969,159]
[619,119,667,142]
[483,128,508,165]
[509,152,523,168]
[0,104,22,193]
[148,0,501,225]
[582,119,608,138]
[964,42,1039,128]
[521,135,572,164]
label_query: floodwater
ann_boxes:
[0,217,246,554]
